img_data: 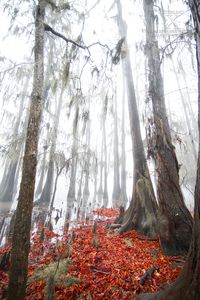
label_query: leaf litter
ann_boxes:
[0,208,183,299]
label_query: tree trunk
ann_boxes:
[93,158,98,209]
[77,169,83,219]
[97,131,103,207]
[65,105,79,223]
[143,0,193,255]
[112,94,121,207]
[171,57,197,163]
[7,1,45,299]
[138,1,200,298]
[0,76,29,215]
[116,0,158,237]
[37,62,67,209]
[35,95,52,198]
[103,96,108,207]
[0,160,18,214]
[120,77,128,207]
[82,115,91,218]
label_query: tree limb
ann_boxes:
[44,23,111,53]
[44,23,86,49]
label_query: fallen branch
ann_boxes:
[139,266,158,285]
[89,265,110,275]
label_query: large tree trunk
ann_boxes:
[143,0,193,255]
[116,0,158,237]
[138,1,200,298]
[7,1,45,299]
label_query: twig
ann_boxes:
[89,265,110,274]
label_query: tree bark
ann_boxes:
[65,104,79,222]
[143,0,193,255]
[138,1,200,298]
[120,77,128,207]
[7,1,45,299]
[0,77,29,215]
[81,110,91,218]
[97,131,103,207]
[112,94,121,207]
[116,0,158,237]
[103,96,108,207]
[37,49,69,212]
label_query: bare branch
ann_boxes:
[44,23,86,49]
[44,23,112,54]
[87,0,101,14]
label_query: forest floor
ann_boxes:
[0,208,184,300]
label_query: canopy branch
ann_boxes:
[44,23,111,53]
[44,23,86,49]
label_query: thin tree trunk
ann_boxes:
[82,113,91,218]
[171,58,197,162]
[97,132,103,207]
[93,158,98,209]
[112,94,121,207]
[35,41,54,198]
[103,96,108,207]
[8,1,45,299]
[0,76,29,214]
[120,77,128,207]
[65,105,79,223]
[77,169,84,219]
